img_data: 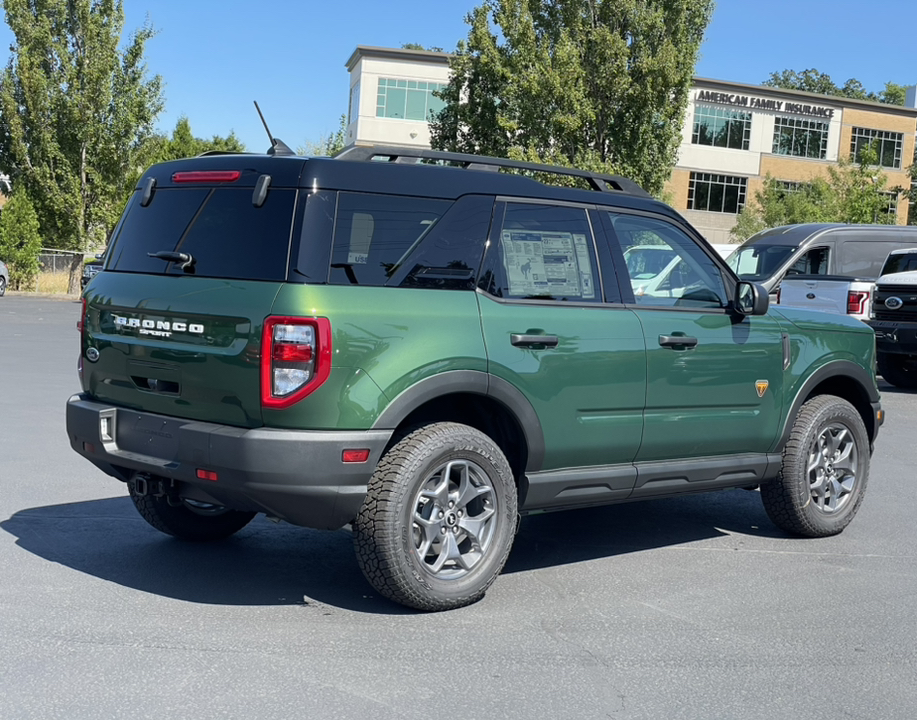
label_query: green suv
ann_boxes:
[67,146,883,611]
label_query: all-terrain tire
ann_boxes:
[353,422,518,612]
[877,353,917,390]
[128,481,256,541]
[761,395,869,537]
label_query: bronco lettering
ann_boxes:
[112,314,205,338]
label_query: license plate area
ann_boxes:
[116,411,183,460]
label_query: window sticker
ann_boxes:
[501,230,594,298]
[347,212,373,265]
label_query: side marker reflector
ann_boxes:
[342,449,370,463]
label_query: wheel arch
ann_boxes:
[777,360,880,450]
[372,370,545,478]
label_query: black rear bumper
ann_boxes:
[66,394,392,530]
[867,320,917,356]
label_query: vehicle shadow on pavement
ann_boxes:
[2,488,781,613]
[505,487,782,574]
[1,496,387,612]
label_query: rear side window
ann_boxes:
[480,202,601,303]
[841,241,909,278]
[330,193,451,286]
[387,195,494,290]
[108,188,296,281]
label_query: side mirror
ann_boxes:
[736,281,769,316]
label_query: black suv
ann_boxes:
[81,255,105,289]
[67,146,882,611]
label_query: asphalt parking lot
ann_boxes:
[2,294,916,720]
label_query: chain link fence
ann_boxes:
[36,248,83,293]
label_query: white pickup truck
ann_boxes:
[776,274,876,321]
[777,247,917,323]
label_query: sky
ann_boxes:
[0,0,914,152]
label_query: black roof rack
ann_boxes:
[197,150,250,157]
[334,145,650,198]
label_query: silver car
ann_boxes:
[0,259,8,297]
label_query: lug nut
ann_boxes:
[448,501,454,508]
[438,511,444,519]
[458,510,463,518]
[452,527,459,534]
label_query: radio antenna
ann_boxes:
[253,101,295,156]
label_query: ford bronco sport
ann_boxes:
[67,145,883,611]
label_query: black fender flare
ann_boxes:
[371,370,546,472]
[776,359,880,450]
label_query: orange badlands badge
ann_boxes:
[755,380,769,398]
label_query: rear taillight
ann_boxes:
[847,291,869,315]
[77,297,87,332]
[77,297,87,381]
[261,316,331,408]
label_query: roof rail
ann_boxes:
[334,145,650,198]
[197,150,249,157]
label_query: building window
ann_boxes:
[881,191,899,218]
[687,173,747,214]
[776,180,806,194]
[348,81,360,124]
[772,116,829,159]
[376,78,447,121]
[850,127,903,169]
[691,105,751,150]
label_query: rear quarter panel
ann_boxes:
[266,285,487,430]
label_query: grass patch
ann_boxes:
[34,270,76,294]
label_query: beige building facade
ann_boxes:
[671,78,917,241]
[345,47,917,241]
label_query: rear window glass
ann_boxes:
[108,187,296,281]
[881,252,917,275]
[329,192,451,286]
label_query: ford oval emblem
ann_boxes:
[885,296,904,310]
[85,347,100,362]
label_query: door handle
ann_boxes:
[511,333,559,348]
[658,334,698,349]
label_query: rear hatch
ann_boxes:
[81,155,306,428]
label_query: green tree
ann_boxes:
[764,68,841,96]
[137,116,245,165]
[158,116,246,159]
[124,116,246,208]
[732,145,899,241]
[878,82,907,106]
[430,0,714,196]
[401,43,445,52]
[298,115,348,157]
[0,188,43,290]
[906,154,917,225]
[0,0,164,255]
[764,69,906,105]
